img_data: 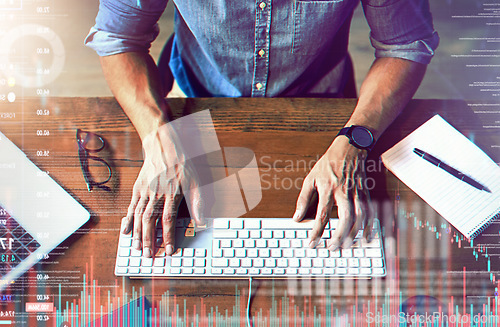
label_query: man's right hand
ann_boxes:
[120,126,203,258]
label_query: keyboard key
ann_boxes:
[194,268,205,274]
[247,249,258,258]
[130,258,141,267]
[142,258,153,267]
[279,239,291,248]
[277,258,288,268]
[264,258,276,268]
[117,258,129,267]
[365,249,382,258]
[360,268,372,275]
[235,249,246,257]
[154,258,165,267]
[183,248,195,257]
[286,268,298,275]
[230,219,243,229]
[283,249,294,258]
[242,258,253,268]
[318,249,329,258]
[268,240,278,248]
[229,258,240,267]
[270,249,281,257]
[129,267,140,274]
[336,258,347,267]
[312,258,324,267]
[238,230,250,239]
[131,249,142,257]
[244,219,261,229]
[273,230,284,239]
[348,258,359,267]
[372,258,383,267]
[285,230,295,239]
[301,258,312,268]
[236,268,248,275]
[194,258,206,267]
[348,268,360,275]
[249,268,260,275]
[324,268,334,275]
[253,259,264,268]
[353,249,364,257]
[341,249,352,257]
[321,230,330,239]
[220,239,232,248]
[170,268,181,274]
[373,268,385,275]
[119,238,132,247]
[298,268,310,275]
[116,267,128,274]
[211,268,223,275]
[119,248,131,257]
[212,249,222,258]
[360,258,371,267]
[195,249,207,257]
[183,258,194,267]
[291,240,302,248]
[233,239,244,248]
[312,268,323,275]
[171,258,181,267]
[274,268,285,275]
[261,230,272,239]
[214,230,237,239]
[244,239,256,248]
[256,240,267,248]
[223,268,235,275]
[250,230,261,238]
[258,249,270,257]
[295,249,305,258]
[289,258,300,268]
[213,219,229,229]
[336,268,347,275]
[223,249,235,258]
[212,258,229,267]
[262,268,272,275]
[306,249,318,258]
[297,230,307,239]
[325,258,336,267]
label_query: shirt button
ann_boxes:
[255,83,263,90]
[259,2,266,9]
[258,49,265,57]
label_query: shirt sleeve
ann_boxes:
[84,0,168,56]
[362,0,439,64]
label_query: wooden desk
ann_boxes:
[0,98,497,325]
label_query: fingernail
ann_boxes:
[165,245,174,256]
[292,211,300,221]
[143,247,152,258]
[133,239,141,250]
[328,242,339,252]
[308,238,319,248]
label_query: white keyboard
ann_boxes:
[115,218,386,278]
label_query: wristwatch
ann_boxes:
[336,125,375,151]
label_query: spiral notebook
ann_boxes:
[381,115,500,239]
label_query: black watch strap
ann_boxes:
[337,125,375,151]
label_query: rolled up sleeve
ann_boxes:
[84,0,168,56]
[362,0,439,64]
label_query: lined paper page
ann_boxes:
[381,115,500,239]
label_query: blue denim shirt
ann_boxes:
[85,0,439,97]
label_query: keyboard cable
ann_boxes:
[246,277,254,327]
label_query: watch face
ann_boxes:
[351,126,373,148]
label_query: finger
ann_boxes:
[346,184,368,246]
[122,190,140,234]
[187,186,205,227]
[328,187,354,251]
[362,188,375,242]
[308,188,334,248]
[293,177,315,222]
[162,193,182,256]
[132,195,148,250]
[141,196,157,258]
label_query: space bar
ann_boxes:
[260,219,332,230]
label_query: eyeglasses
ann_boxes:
[76,129,112,192]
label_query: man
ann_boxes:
[85,0,439,258]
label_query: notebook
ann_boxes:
[0,131,90,290]
[381,115,500,240]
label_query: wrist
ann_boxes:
[336,125,376,152]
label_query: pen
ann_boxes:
[413,148,491,193]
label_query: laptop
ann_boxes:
[0,131,90,291]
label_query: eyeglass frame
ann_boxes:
[76,129,112,192]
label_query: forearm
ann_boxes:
[100,52,170,141]
[346,57,427,139]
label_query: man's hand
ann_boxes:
[293,136,374,251]
[120,126,203,258]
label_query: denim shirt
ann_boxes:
[85,0,439,97]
